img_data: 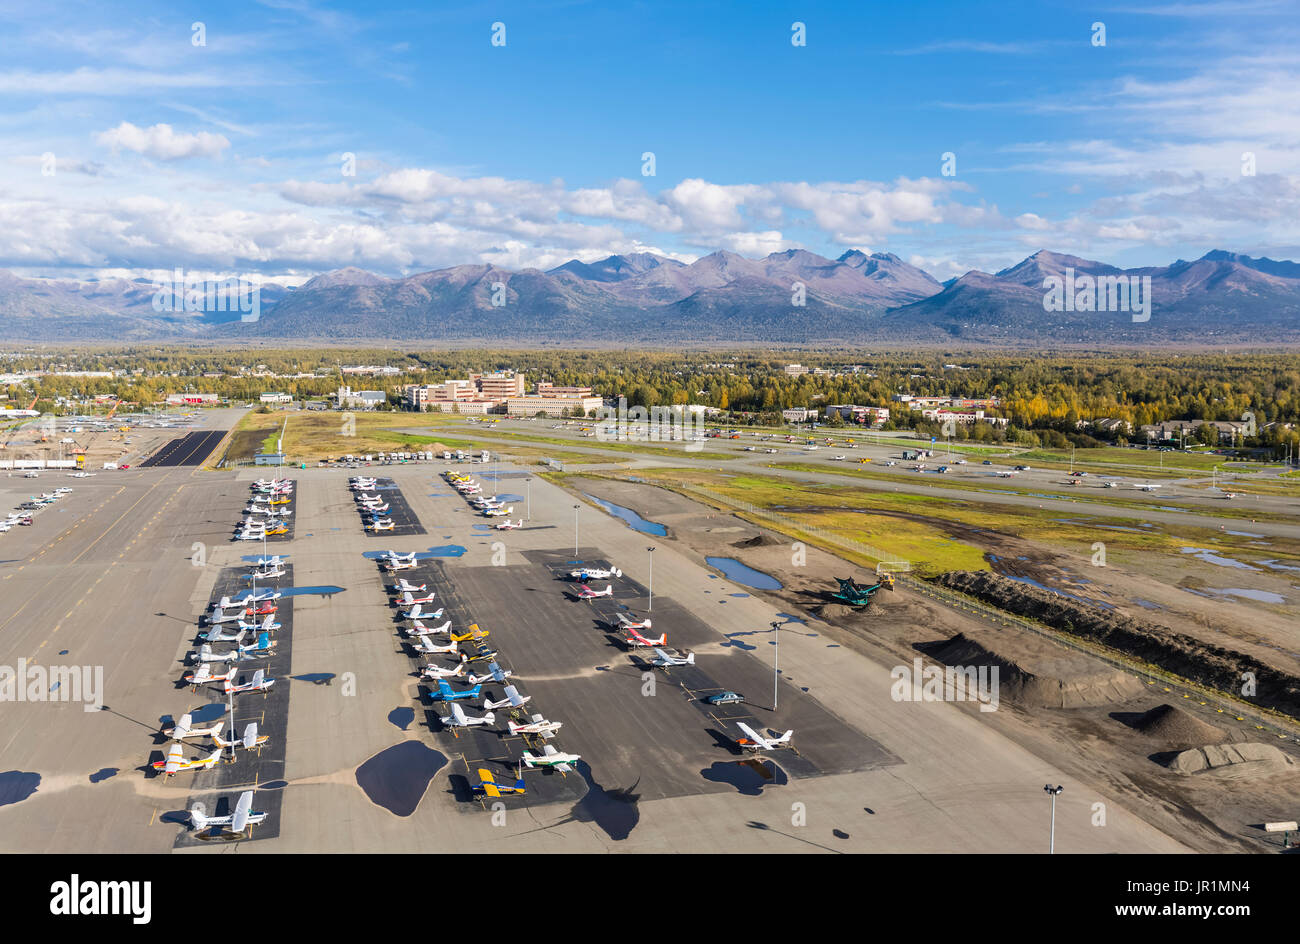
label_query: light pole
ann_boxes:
[1044,784,1064,854]
[647,546,655,612]
[772,620,782,710]
[525,477,531,521]
[573,503,580,557]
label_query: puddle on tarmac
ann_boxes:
[355,742,447,816]
[0,771,40,807]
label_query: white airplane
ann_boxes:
[164,713,225,741]
[483,685,530,711]
[367,519,394,531]
[576,583,613,600]
[405,618,450,637]
[1223,492,1237,500]
[191,644,242,664]
[380,550,417,566]
[472,496,504,508]
[421,662,466,680]
[995,470,1018,478]
[183,663,238,687]
[243,588,281,602]
[482,505,514,518]
[468,661,512,685]
[507,714,562,739]
[153,744,224,776]
[224,668,275,696]
[254,555,286,567]
[398,589,436,605]
[236,614,281,634]
[521,744,580,773]
[355,492,383,503]
[442,703,495,729]
[235,529,266,541]
[200,626,246,644]
[247,563,286,580]
[735,721,794,752]
[570,566,621,580]
[253,478,290,489]
[412,637,458,656]
[1103,480,1118,488]
[394,578,426,593]
[208,604,246,625]
[495,519,523,530]
[650,647,695,668]
[402,602,441,621]
[189,790,267,837]
[1134,483,1162,491]
[213,722,270,751]
[617,613,652,631]
[349,477,377,487]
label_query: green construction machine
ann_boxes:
[830,573,895,608]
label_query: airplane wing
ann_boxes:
[504,685,526,706]
[736,722,764,745]
[450,703,467,724]
[163,743,183,773]
[478,769,501,798]
[173,713,192,738]
[242,722,259,749]
[542,744,559,757]
[652,647,671,662]
[231,791,253,833]
[250,669,264,688]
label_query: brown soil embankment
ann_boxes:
[933,570,1300,721]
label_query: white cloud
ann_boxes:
[96,122,230,161]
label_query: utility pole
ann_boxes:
[647,546,655,612]
[772,620,782,710]
[573,503,580,557]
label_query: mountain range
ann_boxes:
[1,248,1298,345]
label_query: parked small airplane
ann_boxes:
[398,589,436,605]
[475,767,526,797]
[577,583,613,599]
[495,519,523,530]
[164,713,225,741]
[394,578,426,593]
[213,722,270,751]
[405,616,449,636]
[483,685,530,711]
[402,602,442,621]
[412,637,458,656]
[507,714,562,739]
[450,625,489,643]
[367,519,394,531]
[253,555,286,568]
[995,470,1018,478]
[570,566,621,580]
[521,745,580,773]
[420,662,465,680]
[482,505,514,518]
[623,623,667,647]
[428,680,483,702]
[188,790,267,837]
[1134,483,1162,491]
[245,563,286,580]
[200,626,246,644]
[650,647,695,668]
[152,743,223,776]
[442,702,495,729]
[468,660,512,685]
[735,721,794,752]
[183,663,237,687]
[235,615,281,635]
[243,588,282,602]
[223,668,276,695]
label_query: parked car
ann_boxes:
[705,691,745,706]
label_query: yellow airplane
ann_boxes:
[265,524,288,536]
[476,768,525,798]
[450,624,488,643]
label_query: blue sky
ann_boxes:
[1,0,1297,283]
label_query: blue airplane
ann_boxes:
[428,680,483,702]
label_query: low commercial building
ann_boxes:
[507,394,602,417]
[825,404,890,426]
[259,392,292,404]
[336,386,387,410]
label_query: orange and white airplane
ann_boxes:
[184,663,238,688]
[152,743,223,777]
[507,714,562,739]
[619,617,666,648]
[577,583,613,600]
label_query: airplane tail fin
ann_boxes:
[685,652,695,665]
[613,567,622,577]
[779,730,793,743]
[483,712,495,724]
[189,803,209,829]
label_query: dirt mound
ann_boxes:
[1128,704,1225,748]
[1165,743,1296,778]
[811,603,860,621]
[733,533,782,548]
[933,570,1300,721]
[925,632,1145,708]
